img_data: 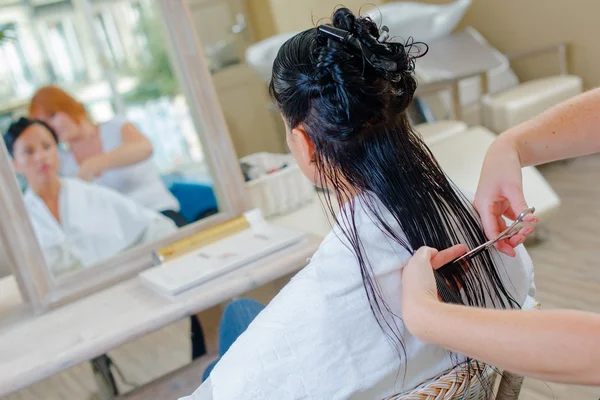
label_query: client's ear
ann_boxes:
[291,126,316,164]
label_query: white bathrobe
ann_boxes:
[182,194,536,400]
[23,178,177,276]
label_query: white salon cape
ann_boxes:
[23,178,177,276]
[182,193,536,400]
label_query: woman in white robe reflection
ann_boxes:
[4,117,177,276]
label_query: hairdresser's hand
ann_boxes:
[78,156,105,181]
[401,245,467,334]
[474,135,537,256]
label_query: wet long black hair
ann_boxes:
[269,7,519,370]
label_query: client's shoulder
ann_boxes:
[331,194,409,252]
[304,196,411,289]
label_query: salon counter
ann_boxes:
[0,200,329,397]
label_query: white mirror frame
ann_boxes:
[0,0,247,313]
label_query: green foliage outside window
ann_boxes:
[122,15,179,105]
[0,25,14,44]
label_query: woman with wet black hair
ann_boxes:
[182,7,536,399]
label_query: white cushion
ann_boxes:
[414,120,468,146]
[364,2,470,44]
[429,126,561,220]
[482,75,582,133]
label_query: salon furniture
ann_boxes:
[482,73,582,133]
[414,120,469,145]
[386,363,519,400]
[418,28,582,131]
[0,205,323,398]
[415,28,510,122]
[478,41,582,133]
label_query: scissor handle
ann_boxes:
[517,207,536,222]
[454,206,536,263]
[497,207,536,241]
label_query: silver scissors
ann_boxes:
[454,207,536,263]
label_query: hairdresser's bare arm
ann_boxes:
[99,123,154,169]
[407,299,600,385]
[77,123,153,180]
[475,88,600,253]
[402,247,600,386]
[501,87,600,167]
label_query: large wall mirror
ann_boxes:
[0,0,246,313]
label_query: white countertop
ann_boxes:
[0,199,331,397]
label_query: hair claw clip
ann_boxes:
[317,24,398,72]
[377,26,390,43]
[317,25,352,44]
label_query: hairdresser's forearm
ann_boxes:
[408,299,600,385]
[499,88,600,167]
[97,142,153,170]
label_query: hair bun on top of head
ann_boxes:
[317,25,398,72]
[317,8,428,80]
[268,8,429,142]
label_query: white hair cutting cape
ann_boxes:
[23,178,176,275]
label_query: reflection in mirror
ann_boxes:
[0,0,218,279]
[5,118,178,277]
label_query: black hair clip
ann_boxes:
[377,26,390,43]
[317,24,397,72]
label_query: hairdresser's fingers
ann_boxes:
[507,225,536,248]
[478,198,511,243]
[503,183,529,220]
[403,247,440,298]
[412,246,438,262]
[514,224,536,241]
[402,247,437,297]
[431,244,468,270]
[523,214,539,224]
[508,234,526,248]
[496,239,517,257]
[502,207,520,221]
[78,169,94,182]
[493,213,508,238]
[499,214,538,251]
[478,205,502,242]
[503,204,538,223]
[492,210,526,256]
[402,248,443,332]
